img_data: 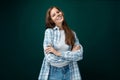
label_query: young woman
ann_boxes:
[38,6,83,80]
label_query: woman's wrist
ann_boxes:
[54,51,61,56]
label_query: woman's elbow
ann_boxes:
[75,50,83,61]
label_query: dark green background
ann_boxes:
[1,0,120,80]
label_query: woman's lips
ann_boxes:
[56,16,62,20]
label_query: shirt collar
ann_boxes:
[53,26,59,30]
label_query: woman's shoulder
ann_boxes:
[44,28,54,35]
[45,28,53,32]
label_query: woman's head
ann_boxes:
[45,6,75,48]
[46,6,64,28]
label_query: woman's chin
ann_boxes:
[59,19,64,23]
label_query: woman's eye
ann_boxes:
[52,14,55,17]
[51,11,60,17]
[56,11,60,13]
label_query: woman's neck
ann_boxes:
[56,24,63,30]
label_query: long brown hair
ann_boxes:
[45,6,75,48]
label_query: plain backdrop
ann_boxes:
[1,0,120,80]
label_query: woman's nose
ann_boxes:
[56,13,60,17]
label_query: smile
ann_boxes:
[56,16,62,20]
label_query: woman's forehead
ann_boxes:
[50,8,59,14]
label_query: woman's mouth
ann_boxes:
[56,16,62,20]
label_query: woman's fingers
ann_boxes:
[45,46,54,53]
[45,47,51,53]
[72,45,81,51]
[76,45,80,50]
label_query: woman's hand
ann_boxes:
[72,45,81,52]
[45,46,61,56]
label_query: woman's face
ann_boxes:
[50,8,64,25]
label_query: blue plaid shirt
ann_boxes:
[38,26,83,80]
